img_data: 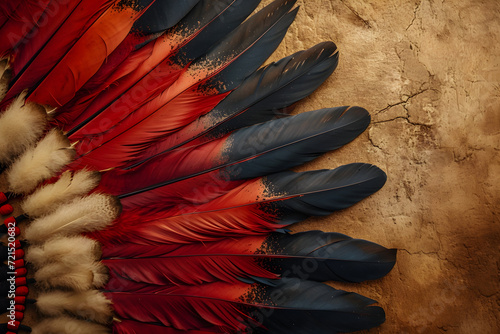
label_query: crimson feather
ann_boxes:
[113,321,218,334]
[93,164,386,245]
[131,41,339,160]
[1,0,115,107]
[68,0,299,170]
[0,0,51,60]
[102,231,396,287]
[26,1,154,107]
[96,107,370,211]
[105,280,385,333]
[61,0,261,135]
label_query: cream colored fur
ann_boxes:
[34,261,95,291]
[24,193,121,242]
[0,59,11,101]
[22,169,101,217]
[37,290,112,324]
[31,316,111,334]
[25,236,101,269]
[6,128,74,194]
[0,92,47,165]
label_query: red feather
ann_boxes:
[26,2,149,107]
[105,280,385,333]
[51,33,151,129]
[61,0,240,135]
[2,0,114,107]
[0,0,50,59]
[113,320,219,334]
[105,282,260,331]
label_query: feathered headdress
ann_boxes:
[0,1,396,333]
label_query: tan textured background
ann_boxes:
[260,0,500,333]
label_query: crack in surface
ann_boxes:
[339,0,372,28]
[406,0,423,30]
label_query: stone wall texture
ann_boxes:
[260,0,499,333]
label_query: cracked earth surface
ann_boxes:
[261,0,500,333]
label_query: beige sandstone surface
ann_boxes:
[260,0,499,333]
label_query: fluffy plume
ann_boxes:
[25,236,101,268]
[6,128,74,194]
[24,194,121,243]
[34,259,107,291]
[92,262,109,288]
[0,93,47,165]
[37,290,113,324]
[0,59,10,100]
[34,261,94,291]
[31,316,110,334]
[22,169,101,217]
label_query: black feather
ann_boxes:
[134,0,200,34]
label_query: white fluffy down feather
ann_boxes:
[22,169,101,217]
[25,236,101,269]
[34,259,108,291]
[34,261,95,291]
[31,316,111,334]
[6,128,74,194]
[0,60,10,101]
[37,290,112,324]
[25,193,121,243]
[0,92,47,165]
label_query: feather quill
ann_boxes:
[6,128,73,193]
[24,194,121,243]
[22,169,101,217]
[37,290,112,324]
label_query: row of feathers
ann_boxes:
[0,0,396,333]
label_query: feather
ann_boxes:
[113,321,218,334]
[0,0,51,59]
[106,280,385,333]
[34,261,94,291]
[6,129,74,194]
[24,194,121,243]
[26,1,154,107]
[0,92,47,165]
[69,0,299,170]
[103,231,396,286]
[137,41,339,158]
[95,164,386,245]
[0,60,10,100]
[100,106,370,210]
[25,236,101,268]
[34,258,107,290]
[31,316,110,334]
[61,0,261,134]
[133,0,200,34]
[36,290,112,324]
[21,169,101,217]
[1,0,114,106]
